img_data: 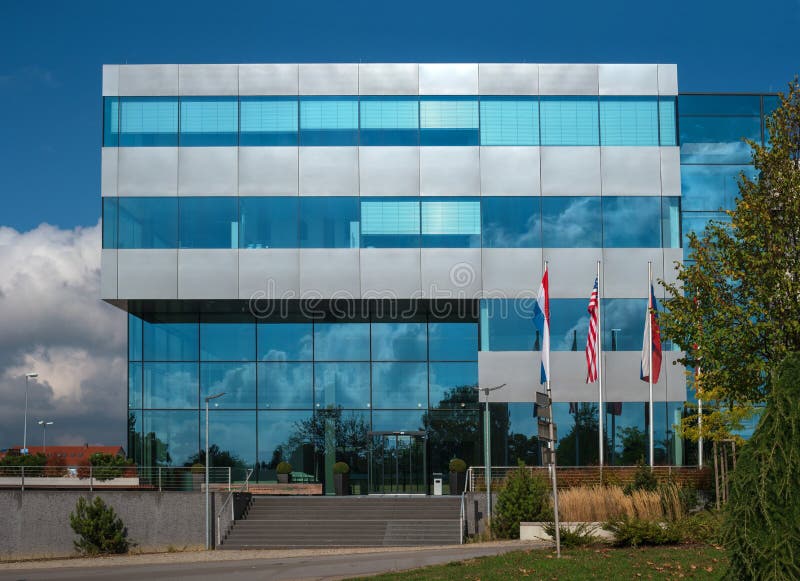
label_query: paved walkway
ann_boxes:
[0,541,546,580]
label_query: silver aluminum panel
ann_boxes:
[538,64,598,96]
[664,350,687,401]
[118,65,179,96]
[178,147,237,196]
[602,248,665,298]
[604,351,668,402]
[478,351,540,403]
[299,64,358,95]
[299,249,360,298]
[601,147,661,195]
[100,250,118,299]
[418,64,478,95]
[179,64,238,95]
[660,147,681,196]
[359,147,419,196]
[117,250,177,299]
[239,249,300,300]
[178,250,238,299]
[419,147,480,196]
[598,64,659,96]
[480,146,540,196]
[239,147,299,196]
[420,248,482,299]
[478,64,539,95]
[299,147,359,196]
[657,64,679,96]
[481,248,542,297]
[117,148,178,196]
[540,147,601,196]
[239,64,299,95]
[550,352,599,402]
[542,248,603,298]
[102,65,119,96]
[360,249,422,298]
[358,64,419,95]
[101,148,118,197]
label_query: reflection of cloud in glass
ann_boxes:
[603,299,646,351]
[484,214,540,247]
[144,364,197,408]
[259,362,312,408]
[371,323,427,361]
[602,197,660,248]
[314,363,370,408]
[680,141,752,164]
[207,411,256,465]
[314,323,370,360]
[202,363,256,407]
[144,411,198,467]
[372,362,427,408]
[542,197,601,247]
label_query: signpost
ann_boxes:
[536,390,561,557]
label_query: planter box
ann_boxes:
[520,521,614,542]
[449,471,466,495]
[277,473,291,484]
[334,473,350,496]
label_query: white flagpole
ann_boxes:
[544,260,561,558]
[648,261,654,468]
[597,260,604,467]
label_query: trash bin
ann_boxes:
[433,472,443,496]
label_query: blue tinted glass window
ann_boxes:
[143,363,198,409]
[541,197,601,247]
[360,198,420,248]
[179,197,238,249]
[682,211,728,250]
[679,116,760,164]
[314,362,370,409]
[119,97,178,146]
[429,323,478,361]
[258,323,313,361]
[678,95,761,116]
[603,298,647,351]
[481,299,537,351]
[599,97,658,146]
[300,97,358,145]
[481,197,540,248]
[201,411,257,469]
[102,198,118,249]
[420,97,479,145]
[659,97,677,146]
[258,410,314,478]
[372,410,424,432]
[118,197,178,249]
[129,314,143,361]
[488,403,539,466]
[143,317,199,361]
[372,362,428,409]
[179,97,238,146]
[129,362,142,408]
[551,402,599,465]
[549,299,589,351]
[602,197,661,248]
[421,198,481,248]
[240,97,298,146]
[299,197,360,248]
[200,363,256,408]
[763,95,781,116]
[258,362,313,409]
[200,320,255,361]
[239,197,298,249]
[662,197,681,248]
[142,411,199,467]
[103,97,119,146]
[359,96,419,145]
[314,323,370,361]
[681,165,756,211]
[480,97,539,145]
[371,323,427,361]
[540,97,599,146]
[430,362,478,409]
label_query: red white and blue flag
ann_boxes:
[533,267,550,384]
[585,277,599,383]
[640,284,662,383]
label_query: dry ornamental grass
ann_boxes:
[557,484,686,522]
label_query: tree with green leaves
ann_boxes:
[70,497,130,555]
[492,461,550,539]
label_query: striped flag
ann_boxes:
[585,277,599,383]
[640,284,663,383]
[533,267,550,384]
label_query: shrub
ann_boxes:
[69,497,130,555]
[89,453,134,481]
[333,461,350,475]
[681,510,722,544]
[448,458,467,473]
[276,461,292,475]
[492,461,550,539]
[623,457,658,495]
[543,522,599,548]
[603,516,683,548]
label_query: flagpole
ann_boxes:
[648,261,654,468]
[597,260,604,468]
[544,261,560,558]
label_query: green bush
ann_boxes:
[492,461,550,539]
[0,452,47,469]
[680,510,722,544]
[603,516,683,548]
[69,497,130,555]
[89,453,134,481]
[276,461,292,475]
[333,461,350,475]
[543,522,599,548]
[448,458,467,473]
[623,457,658,495]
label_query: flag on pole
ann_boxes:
[640,284,662,383]
[585,277,600,383]
[533,267,550,384]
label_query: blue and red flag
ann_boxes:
[640,284,662,383]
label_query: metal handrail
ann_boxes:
[216,468,254,548]
[460,467,473,543]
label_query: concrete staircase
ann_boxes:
[219,496,462,549]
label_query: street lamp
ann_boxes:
[37,420,54,453]
[204,391,225,550]
[473,383,506,528]
[23,373,38,454]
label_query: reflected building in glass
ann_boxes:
[100,63,775,492]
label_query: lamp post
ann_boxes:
[611,329,622,352]
[473,383,506,529]
[205,392,225,550]
[37,420,54,453]
[23,373,38,454]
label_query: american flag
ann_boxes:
[585,277,600,383]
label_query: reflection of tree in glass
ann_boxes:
[128,413,172,466]
[616,426,647,465]
[185,444,247,471]
[423,386,485,471]
[556,403,603,466]
[287,407,369,452]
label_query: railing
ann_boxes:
[216,468,254,548]
[0,466,242,492]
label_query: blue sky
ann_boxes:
[1,0,798,232]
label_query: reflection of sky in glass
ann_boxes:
[550,299,589,352]
[429,362,478,408]
[200,322,255,361]
[542,197,601,247]
[200,363,256,408]
[429,323,478,361]
[681,165,756,212]
[258,410,313,465]
[602,197,661,248]
[603,299,647,351]
[314,363,370,408]
[258,362,313,409]
[371,323,427,361]
[679,117,760,164]
[143,363,198,409]
[258,323,313,361]
[143,320,198,361]
[203,411,257,467]
[143,411,198,467]
[314,323,370,361]
[481,197,541,248]
[372,362,427,409]
[372,410,424,432]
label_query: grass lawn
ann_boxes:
[349,544,728,581]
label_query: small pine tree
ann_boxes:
[492,461,549,539]
[70,497,130,555]
[722,354,800,580]
[623,457,658,495]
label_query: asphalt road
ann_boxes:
[0,543,539,581]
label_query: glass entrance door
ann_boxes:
[369,431,426,494]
